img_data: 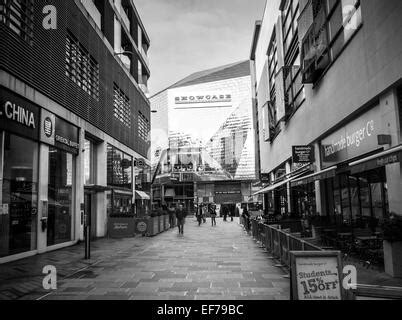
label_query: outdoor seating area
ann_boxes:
[241,216,386,271]
[314,223,384,269]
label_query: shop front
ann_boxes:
[106,144,136,238]
[292,104,402,273]
[0,87,80,260]
[0,87,40,258]
[319,105,392,226]
[134,159,151,217]
[40,109,80,249]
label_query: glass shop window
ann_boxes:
[107,144,133,190]
[1,133,38,257]
[84,139,96,185]
[47,147,74,246]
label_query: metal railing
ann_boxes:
[240,217,402,299]
[242,217,322,268]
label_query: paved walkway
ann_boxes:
[1,218,290,300]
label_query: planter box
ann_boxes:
[159,215,164,233]
[147,216,159,236]
[164,215,170,230]
[108,217,136,238]
[384,240,402,278]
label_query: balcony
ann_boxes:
[114,0,131,31]
[81,0,101,29]
[140,45,150,67]
[139,74,149,97]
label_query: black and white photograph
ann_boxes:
[1,0,402,310]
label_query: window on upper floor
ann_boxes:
[282,0,300,58]
[138,111,150,142]
[283,52,305,119]
[268,33,278,99]
[300,0,362,84]
[266,32,280,142]
[113,83,131,128]
[0,0,34,44]
[278,0,305,121]
[65,31,100,100]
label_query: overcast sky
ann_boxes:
[135,0,266,95]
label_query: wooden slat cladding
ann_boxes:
[0,0,150,157]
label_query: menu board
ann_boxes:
[290,251,345,300]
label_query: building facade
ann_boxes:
[251,0,402,276]
[0,0,151,263]
[151,61,261,214]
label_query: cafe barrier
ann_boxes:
[243,218,322,269]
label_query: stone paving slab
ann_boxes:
[1,218,290,300]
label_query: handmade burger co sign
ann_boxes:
[321,106,382,168]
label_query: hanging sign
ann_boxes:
[290,251,347,300]
[292,146,314,164]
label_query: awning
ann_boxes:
[135,190,150,200]
[349,145,402,175]
[291,166,337,187]
[253,171,309,195]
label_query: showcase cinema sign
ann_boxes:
[175,93,232,105]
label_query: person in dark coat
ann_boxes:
[223,206,228,222]
[242,206,250,231]
[230,206,235,222]
[175,203,187,235]
[168,203,175,228]
[210,205,217,227]
[196,204,203,226]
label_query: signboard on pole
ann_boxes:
[290,251,347,300]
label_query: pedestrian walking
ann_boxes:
[210,205,217,226]
[242,206,250,231]
[230,207,235,222]
[168,203,175,228]
[196,204,203,226]
[222,205,228,222]
[175,203,187,235]
[202,205,208,223]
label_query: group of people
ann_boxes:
[161,202,250,236]
[196,204,217,227]
[220,205,239,222]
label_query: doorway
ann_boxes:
[84,193,97,239]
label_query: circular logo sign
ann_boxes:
[44,117,53,138]
[137,221,147,233]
